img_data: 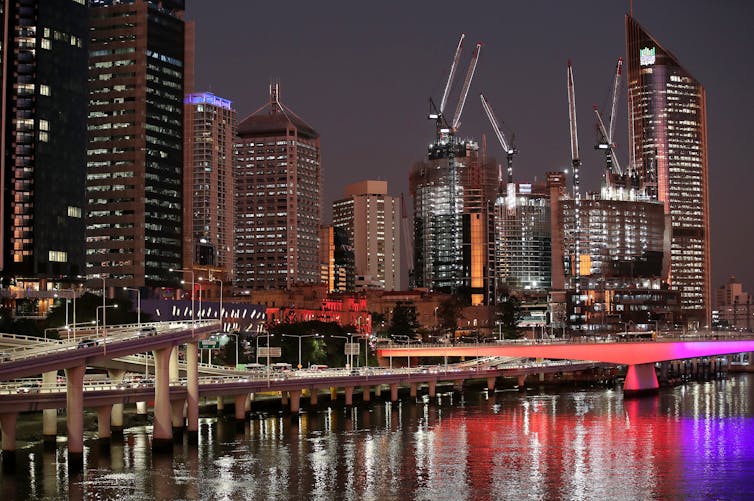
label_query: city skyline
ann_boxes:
[186,1,754,292]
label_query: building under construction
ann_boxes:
[410,35,496,305]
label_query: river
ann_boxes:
[2,375,754,500]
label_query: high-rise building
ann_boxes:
[626,14,711,325]
[333,180,401,292]
[319,225,350,293]
[183,92,235,277]
[0,0,88,285]
[234,84,321,291]
[714,276,752,331]
[86,0,191,290]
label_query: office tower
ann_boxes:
[332,180,401,292]
[319,225,350,293]
[0,0,88,285]
[234,83,321,291]
[183,92,235,278]
[715,276,751,331]
[626,15,711,325]
[86,0,190,290]
[494,182,551,295]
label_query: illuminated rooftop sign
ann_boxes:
[184,92,232,110]
[640,46,656,66]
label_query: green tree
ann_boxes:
[388,302,418,337]
[497,295,523,339]
[436,296,463,336]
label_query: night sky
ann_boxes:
[185,1,754,293]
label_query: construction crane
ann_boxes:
[400,193,415,289]
[593,57,623,178]
[429,34,465,143]
[567,60,582,297]
[451,42,481,132]
[480,93,517,184]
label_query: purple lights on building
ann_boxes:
[184,92,233,110]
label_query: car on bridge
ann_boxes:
[16,382,41,394]
[138,326,157,337]
[77,339,98,348]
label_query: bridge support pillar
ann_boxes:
[310,389,318,406]
[281,392,288,406]
[289,390,301,413]
[96,405,112,441]
[42,371,58,443]
[390,383,398,402]
[108,369,126,433]
[152,346,173,451]
[0,412,18,453]
[216,396,224,412]
[169,346,180,382]
[186,341,199,442]
[171,399,185,432]
[136,401,148,418]
[65,364,86,459]
[235,394,249,420]
[659,362,669,382]
[344,386,354,406]
[409,383,417,398]
[517,375,526,389]
[624,363,659,394]
[428,380,436,398]
[487,377,496,391]
[247,393,254,412]
[374,385,382,398]
[453,380,463,392]
[330,387,337,401]
[362,386,371,402]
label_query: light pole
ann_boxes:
[200,276,224,330]
[122,287,141,327]
[281,333,320,369]
[97,275,106,340]
[96,304,118,353]
[170,268,195,335]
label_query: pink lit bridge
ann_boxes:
[377,335,754,392]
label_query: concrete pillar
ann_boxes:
[246,393,253,412]
[409,383,417,398]
[65,364,86,457]
[362,386,371,402]
[539,372,545,382]
[428,380,436,398]
[186,341,199,439]
[624,363,659,393]
[330,386,337,401]
[310,389,318,406]
[289,390,301,413]
[281,392,288,406]
[107,369,126,432]
[96,405,112,440]
[234,395,248,421]
[0,412,18,452]
[453,380,463,391]
[487,377,496,391]
[660,362,669,382]
[344,386,354,406]
[42,371,58,443]
[169,346,180,383]
[517,375,526,388]
[136,401,148,417]
[216,396,224,412]
[171,399,185,430]
[390,383,398,402]
[374,385,382,398]
[152,346,173,450]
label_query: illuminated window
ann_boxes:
[49,250,68,263]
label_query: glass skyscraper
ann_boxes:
[626,14,711,325]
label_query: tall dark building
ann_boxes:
[0,0,88,286]
[234,84,321,291]
[626,15,711,325]
[86,0,191,290]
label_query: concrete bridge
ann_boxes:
[378,333,754,393]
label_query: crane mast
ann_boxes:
[567,61,582,299]
[440,34,465,116]
[451,42,482,131]
[480,93,516,184]
[594,58,624,179]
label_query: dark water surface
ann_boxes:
[2,376,754,500]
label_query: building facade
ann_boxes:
[714,276,752,331]
[86,0,191,290]
[626,14,711,325]
[234,84,321,291]
[183,92,235,278]
[0,0,88,285]
[332,180,401,292]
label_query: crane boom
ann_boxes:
[607,57,623,145]
[440,34,465,115]
[451,42,481,131]
[567,61,581,194]
[480,93,516,184]
[594,105,622,175]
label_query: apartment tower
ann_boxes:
[626,15,711,325]
[234,84,321,291]
[86,0,191,290]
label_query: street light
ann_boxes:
[170,268,195,335]
[332,334,360,369]
[122,287,141,327]
[281,333,321,369]
[199,276,224,330]
[96,304,118,353]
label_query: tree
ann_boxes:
[388,302,418,337]
[436,296,463,336]
[497,295,523,339]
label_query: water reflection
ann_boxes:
[1,376,754,499]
